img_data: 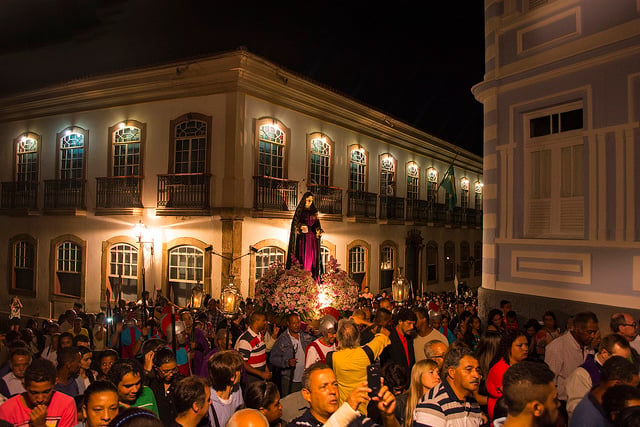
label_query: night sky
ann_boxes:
[0,0,486,156]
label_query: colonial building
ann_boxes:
[473,0,640,321]
[0,49,482,317]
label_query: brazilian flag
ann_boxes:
[439,165,457,211]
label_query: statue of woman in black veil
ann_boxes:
[286,192,324,280]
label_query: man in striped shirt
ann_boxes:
[235,311,272,385]
[413,346,483,427]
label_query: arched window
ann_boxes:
[349,147,367,192]
[460,177,470,210]
[427,167,438,204]
[309,135,332,187]
[444,241,455,282]
[407,162,419,200]
[112,122,143,177]
[255,246,285,279]
[168,245,204,306]
[460,241,470,279]
[474,241,482,276]
[174,118,207,174]
[9,235,36,296]
[53,237,85,299]
[258,123,286,178]
[380,244,395,290]
[426,241,438,283]
[349,246,366,286]
[58,127,87,180]
[474,182,483,210]
[379,155,396,196]
[108,243,139,302]
[15,133,39,183]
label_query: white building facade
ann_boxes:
[474,0,640,321]
[0,50,482,317]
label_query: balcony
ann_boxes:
[44,179,86,213]
[253,176,298,217]
[379,195,405,222]
[96,176,143,215]
[347,190,377,221]
[156,173,211,216]
[307,184,343,218]
[406,199,429,223]
[1,181,38,213]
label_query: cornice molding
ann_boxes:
[0,50,482,173]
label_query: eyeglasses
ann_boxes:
[623,322,637,328]
[157,366,178,375]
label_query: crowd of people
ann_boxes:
[1,290,640,427]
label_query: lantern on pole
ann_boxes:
[391,267,410,305]
[220,276,242,315]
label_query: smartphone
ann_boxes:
[367,363,382,397]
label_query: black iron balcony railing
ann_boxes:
[44,179,86,210]
[307,184,343,215]
[406,199,429,222]
[253,176,298,211]
[347,190,377,218]
[157,173,211,209]
[379,195,405,220]
[1,181,38,210]
[96,176,143,209]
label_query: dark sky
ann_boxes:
[0,0,486,156]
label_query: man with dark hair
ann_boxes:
[0,347,31,397]
[82,380,120,427]
[54,346,82,397]
[569,355,639,427]
[413,346,483,426]
[380,308,417,372]
[288,361,401,427]
[107,358,159,415]
[566,333,631,417]
[601,384,640,424]
[234,311,272,385]
[412,307,448,363]
[207,350,245,427]
[360,308,393,345]
[72,333,91,349]
[500,360,559,427]
[141,338,167,378]
[271,312,314,396]
[172,376,210,427]
[59,331,74,349]
[545,311,598,406]
[0,358,77,425]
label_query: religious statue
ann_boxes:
[286,192,324,279]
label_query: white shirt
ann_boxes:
[305,338,336,368]
[288,331,305,382]
[545,331,593,401]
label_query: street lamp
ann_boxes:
[134,220,154,324]
[191,281,204,310]
[391,267,410,305]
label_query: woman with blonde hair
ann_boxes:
[401,358,441,426]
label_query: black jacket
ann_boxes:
[379,326,415,372]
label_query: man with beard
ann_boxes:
[0,358,77,426]
[496,361,559,427]
[82,380,120,427]
[148,346,185,422]
[413,346,483,426]
[171,376,211,427]
[107,358,159,416]
[380,308,416,373]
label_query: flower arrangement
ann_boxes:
[254,258,320,321]
[318,256,360,315]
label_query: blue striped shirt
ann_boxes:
[413,380,482,427]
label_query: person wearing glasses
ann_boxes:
[107,358,159,416]
[0,358,77,426]
[148,346,185,422]
[424,340,448,370]
[610,312,640,361]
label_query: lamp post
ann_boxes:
[391,267,410,306]
[134,220,154,325]
[191,281,204,311]
[220,276,242,350]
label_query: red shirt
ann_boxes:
[396,326,410,366]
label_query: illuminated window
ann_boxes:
[168,246,204,306]
[349,148,367,192]
[259,124,285,178]
[59,130,85,180]
[16,135,39,182]
[460,177,470,210]
[380,245,395,290]
[109,243,139,302]
[426,241,438,283]
[444,241,455,282]
[10,236,36,295]
[474,182,483,210]
[380,155,395,196]
[55,241,83,298]
[175,119,207,174]
[255,246,285,279]
[427,168,438,204]
[407,163,419,200]
[310,137,331,186]
[113,125,142,177]
[349,246,366,285]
